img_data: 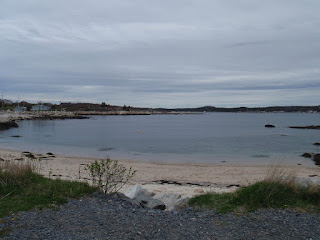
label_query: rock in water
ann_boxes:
[312,154,320,165]
[313,142,320,146]
[301,153,312,158]
[265,124,275,128]
[0,121,19,130]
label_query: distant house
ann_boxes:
[0,99,13,105]
[31,105,51,111]
[14,106,27,112]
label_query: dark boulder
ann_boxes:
[301,153,312,158]
[22,152,35,159]
[0,121,19,131]
[313,142,320,146]
[312,154,320,165]
[265,124,275,128]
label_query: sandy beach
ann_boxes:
[1,147,319,197]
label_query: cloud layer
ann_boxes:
[1,0,319,107]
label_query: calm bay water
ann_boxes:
[0,113,319,165]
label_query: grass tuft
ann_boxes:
[189,166,320,213]
[0,159,98,218]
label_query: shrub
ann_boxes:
[85,158,136,194]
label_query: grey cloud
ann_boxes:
[0,0,320,107]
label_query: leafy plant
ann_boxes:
[85,158,136,194]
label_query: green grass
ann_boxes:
[189,180,320,213]
[0,163,98,218]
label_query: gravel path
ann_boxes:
[1,193,320,239]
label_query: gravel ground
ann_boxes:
[1,193,320,240]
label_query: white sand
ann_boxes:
[1,148,319,197]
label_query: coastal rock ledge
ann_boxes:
[0,120,18,130]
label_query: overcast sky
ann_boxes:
[0,0,319,107]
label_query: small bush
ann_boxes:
[86,158,136,194]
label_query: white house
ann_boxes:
[14,106,27,112]
[31,105,51,111]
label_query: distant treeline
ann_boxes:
[164,106,320,113]
[2,99,320,113]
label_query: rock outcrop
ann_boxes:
[123,185,190,211]
[295,177,320,188]
[0,120,18,131]
[312,154,320,165]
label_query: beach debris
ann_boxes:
[154,180,182,186]
[153,180,212,187]
[138,130,141,133]
[265,124,275,128]
[46,153,56,158]
[22,152,35,159]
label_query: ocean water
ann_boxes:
[0,113,319,165]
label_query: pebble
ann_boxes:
[1,194,320,239]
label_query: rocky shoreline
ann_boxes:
[0,111,88,131]
[0,110,200,131]
[290,125,320,130]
